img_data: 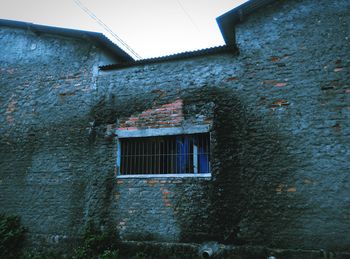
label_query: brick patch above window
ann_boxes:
[118,99,184,130]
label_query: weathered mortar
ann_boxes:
[0,0,349,254]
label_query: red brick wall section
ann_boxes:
[118,99,184,130]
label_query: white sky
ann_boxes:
[0,0,248,59]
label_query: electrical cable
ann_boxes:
[73,0,141,59]
[176,0,201,33]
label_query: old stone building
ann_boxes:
[1,0,349,257]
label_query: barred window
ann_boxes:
[116,130,210,176]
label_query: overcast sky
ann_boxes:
[0,0,248,59]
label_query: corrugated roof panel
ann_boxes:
[99,45,238,70]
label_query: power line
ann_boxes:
[176,0,201,33]
[73,0,141,60]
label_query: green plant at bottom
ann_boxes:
[99,250,119,259]
[0,213,26,259]
[72,220,119,259]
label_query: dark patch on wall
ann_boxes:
[99,86,300,247]
[171,87,301,246]
[210,88,297,246]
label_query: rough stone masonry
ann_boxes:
[0,0,349,255]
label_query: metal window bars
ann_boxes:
[118,133,210,175]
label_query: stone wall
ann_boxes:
[97,0,350,251]
[0,25,120,248]
[0,0,349,253]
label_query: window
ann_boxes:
[116,126,211,177]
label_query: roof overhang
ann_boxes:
[216,0,276,45]
[0,19,134,62]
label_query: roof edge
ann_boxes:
[99,45,238,71]
[0,19,134,62]
[216,0,276,45]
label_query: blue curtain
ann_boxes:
[176,136,190,173]
[176,135,209,174]
[198,145,209,173]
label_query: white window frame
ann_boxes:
[115,125,211,178]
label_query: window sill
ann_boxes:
[116,173,211,179]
